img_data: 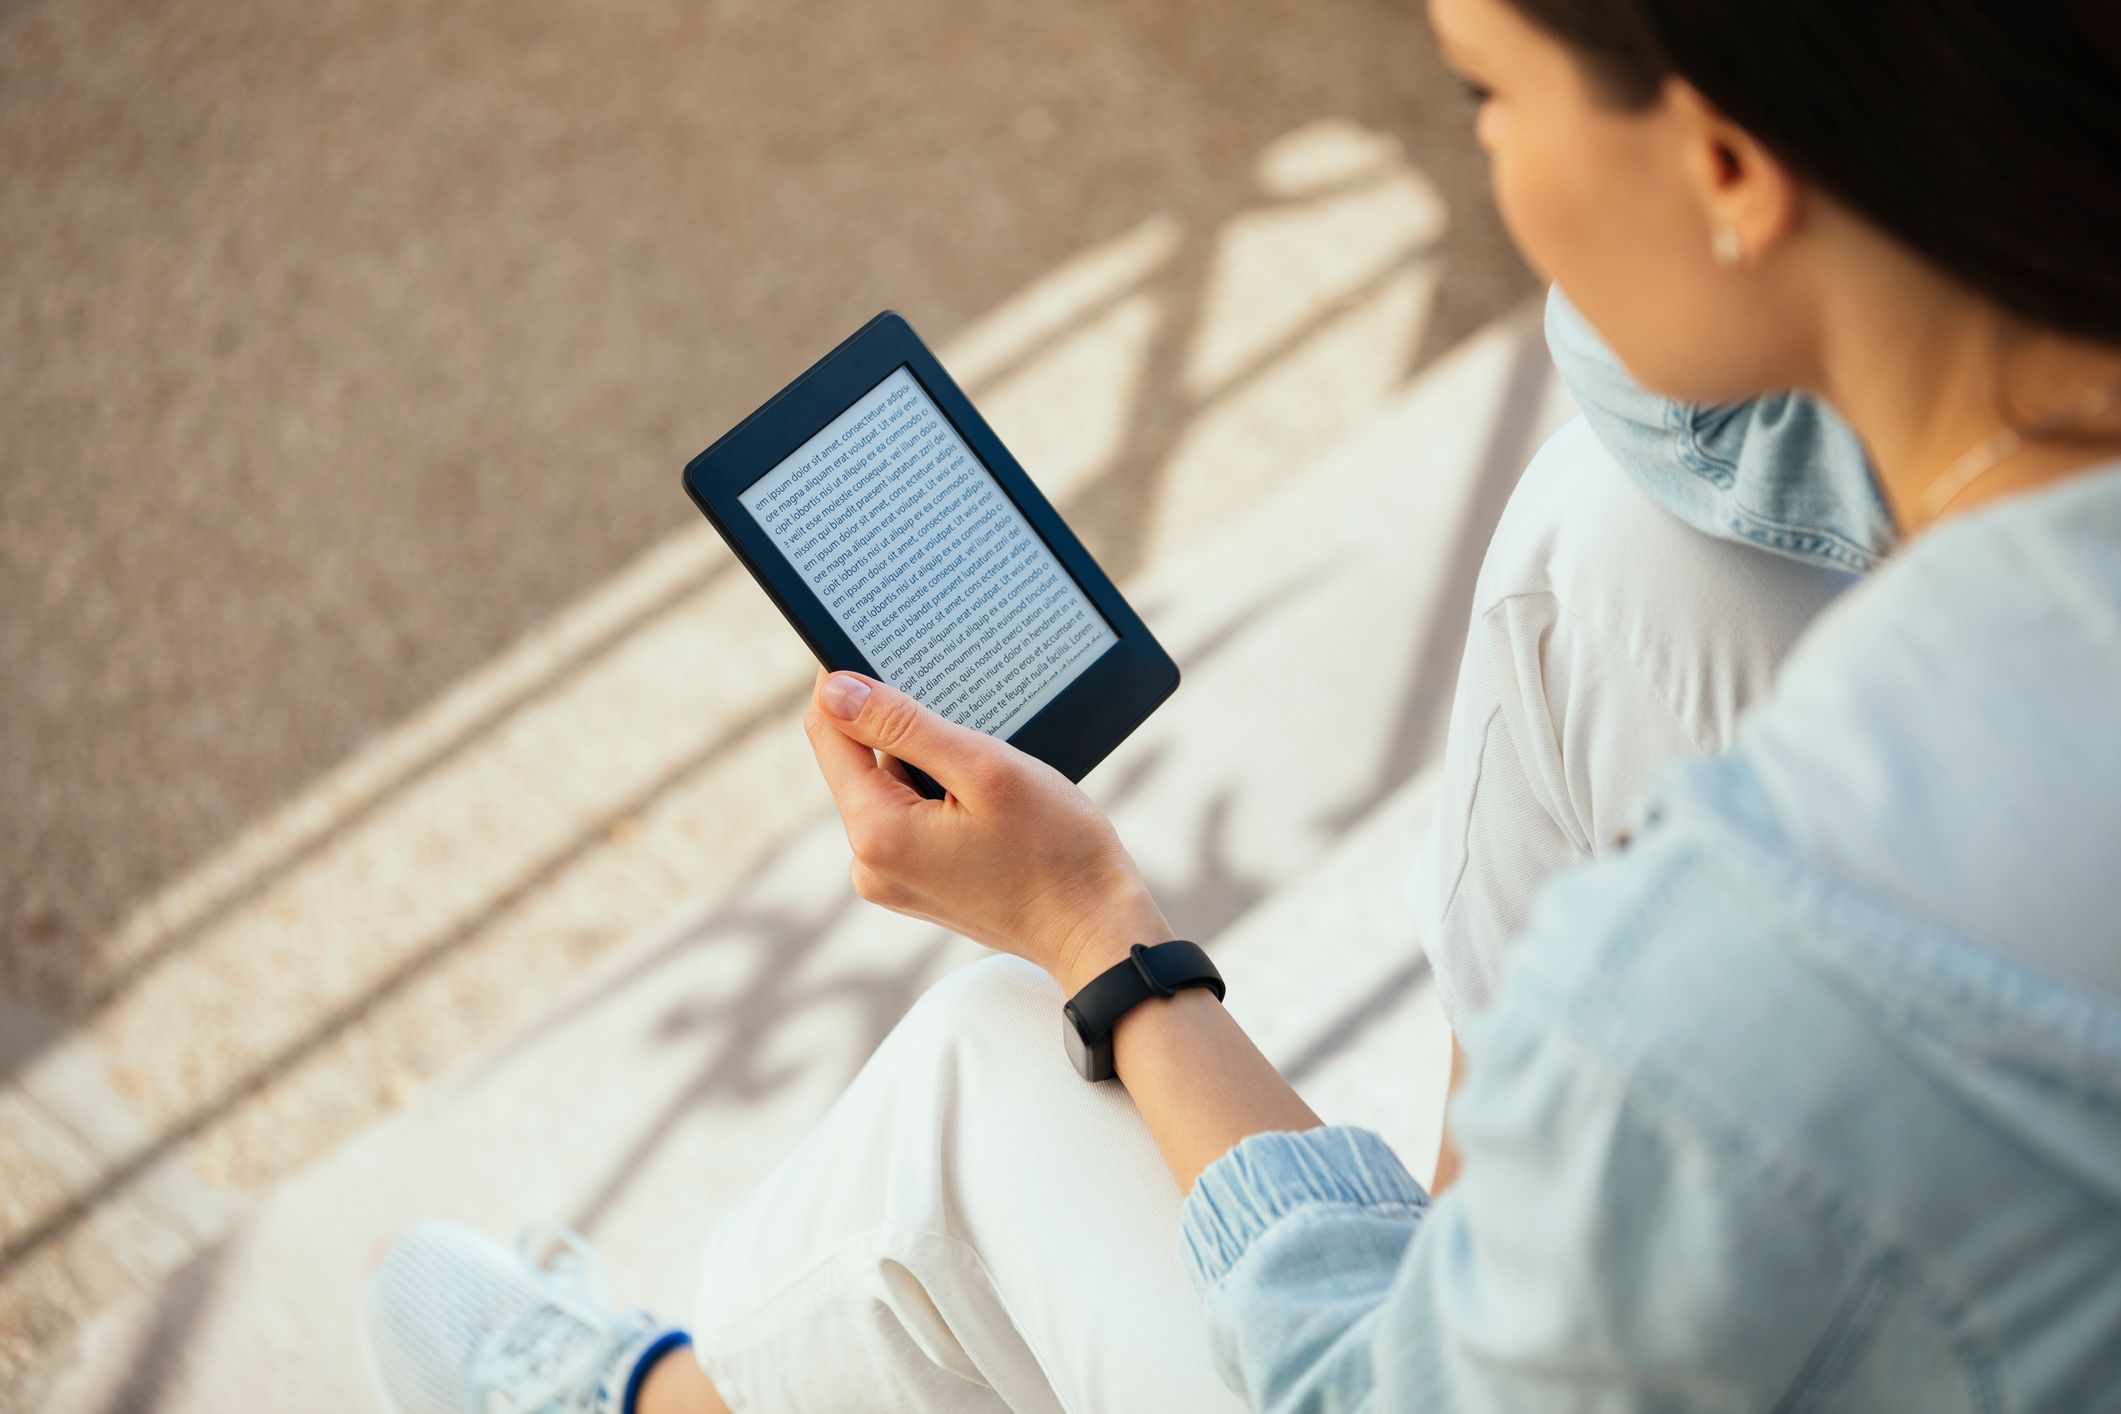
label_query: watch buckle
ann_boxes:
[1128,941,1177,998]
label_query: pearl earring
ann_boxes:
[1712,225,1743,268]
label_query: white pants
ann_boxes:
[686,418,1851,1412]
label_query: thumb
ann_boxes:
[818,672,1006,794]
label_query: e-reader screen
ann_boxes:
[737,365,1121,740]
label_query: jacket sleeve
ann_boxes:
[1178,1126,1429,1412]
[1173,778,1899,1413]
[1543,285,1892,574]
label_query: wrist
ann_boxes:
[1110,978,1222,1058]
[1051,893,1174,996]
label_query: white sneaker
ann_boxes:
[361,1219,690,1414]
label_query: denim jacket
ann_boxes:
[1175,287,2121,1412]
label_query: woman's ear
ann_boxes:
[1663,78,1803,268]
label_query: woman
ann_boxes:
[362,0,2121,1407]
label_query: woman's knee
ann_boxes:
[1472,414,1851,730]
[887,953,1061,1067]
[1470,415,1700,722]
[1473,416,1654,609]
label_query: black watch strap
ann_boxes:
[1061,940,1224,1082]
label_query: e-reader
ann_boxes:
[680,311,1180,801]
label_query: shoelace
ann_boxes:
[478,1225,643,1414]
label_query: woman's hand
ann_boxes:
[806,667,1323,1195]
[802,667,1173,993]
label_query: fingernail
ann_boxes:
[821,673,871,719]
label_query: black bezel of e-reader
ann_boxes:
[679,310,1180,801]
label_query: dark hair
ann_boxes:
[1502,0,2121,348]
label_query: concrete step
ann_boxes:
[12,308,1574,1412]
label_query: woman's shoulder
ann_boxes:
[1466,716,2121,1411]
[1466,481,2121,1400]
[1479,460,2121,1194]
[1728,461,2121,991]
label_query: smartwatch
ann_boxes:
[1061,940,1225,1082]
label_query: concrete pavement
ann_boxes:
[1,0,1539,1386]
[15,312,1576,1411]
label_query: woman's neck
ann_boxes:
[1815,279,2121,539]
